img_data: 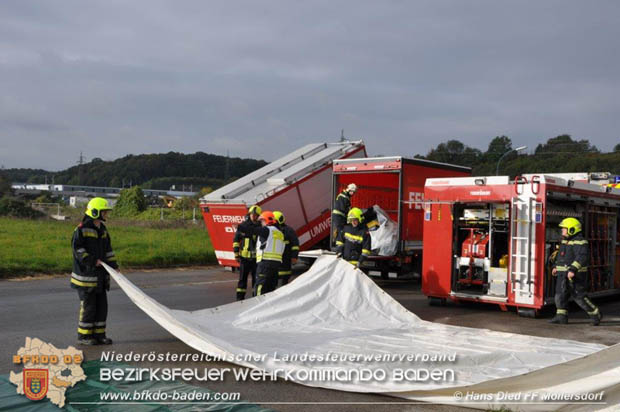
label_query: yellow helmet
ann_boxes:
[85,197,112,219]
[273,210,285,224]
[347,207,363,223]
[559,217,581,236]
[248,205,262,216]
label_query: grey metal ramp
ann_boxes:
[202,141,364,205]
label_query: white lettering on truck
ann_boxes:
[212,215,245,224]
[408,192,424,209]
[310,217,331,238]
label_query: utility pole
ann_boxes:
[77,152,84,185]
[225,150,230,181]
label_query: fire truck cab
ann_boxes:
[422,173,620,317]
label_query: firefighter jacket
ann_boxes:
[335,224,371,265]
[332,190,352,222]
[71,216,118,292]
[363,207,379,230]
[278,223,300,274]
[256,225,285,263]
[554,233,589,276]
[233,216,260,259]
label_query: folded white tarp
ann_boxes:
[104,256,620,411]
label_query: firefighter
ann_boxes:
[332,183,357,246]
[233,205,261,300]
[71,197,117,345]
[549,217,603,325]
[254,211,285,296]
[362,207,379,231]
[335,207,371,268]
[273,211,299,287]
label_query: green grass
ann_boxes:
[0,217,216,277]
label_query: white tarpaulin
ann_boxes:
[104,256,620,411]
[368,205,398,256]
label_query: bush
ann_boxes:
[112,186,147,217]
[34,191,60,204]
[0,197,43,218]
[0,173,11,197]
[174,196,198,210]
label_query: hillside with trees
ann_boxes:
[3,152,267,190]
[3,136,619,193]
[417,135,620,177]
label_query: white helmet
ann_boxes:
[346,183,357,194]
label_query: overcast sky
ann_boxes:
[0,1,618,170]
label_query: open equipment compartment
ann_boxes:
[451,202,510,297]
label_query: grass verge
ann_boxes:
[0,217,216,277]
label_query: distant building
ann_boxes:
[11,183,196,201]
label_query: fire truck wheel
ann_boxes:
[517,308,538,318]
[429,297,446,307]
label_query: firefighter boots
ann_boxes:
[590,311,603,326]
[548,314,568,324]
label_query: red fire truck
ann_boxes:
[200,141,366,268]
[422,173,620,317]
[332,157,471,278]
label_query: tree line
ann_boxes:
[2,151,267,190]
[2,136,619,198]
[417,135,620,177]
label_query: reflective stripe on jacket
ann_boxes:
[71,216,118,291]
[554,234,589,274]
[233,216,259,259]
[332,191,351,217]
[335,224,371,264]
[256,225,285,263]
[278,223,299,274]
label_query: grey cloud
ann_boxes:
[0,0,619,170]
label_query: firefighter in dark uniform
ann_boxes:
[273,211,299,287]
[335,207,371,268]
[233,205,261,300]
[332,183,357,246]
[71,197,117,345]
[549,217,603,325]
[254,211,285,296]
[362,207,379,231]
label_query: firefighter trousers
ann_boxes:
[77,289,108,340]
[331,215,346,248]
[254,260,280,296]
[278,261,292,287]
[278,274,291,287]
[554,273,600,317]
[236,258,256,300]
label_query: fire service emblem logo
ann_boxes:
[23,369,48,401]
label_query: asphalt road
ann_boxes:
[2,267,620,411]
